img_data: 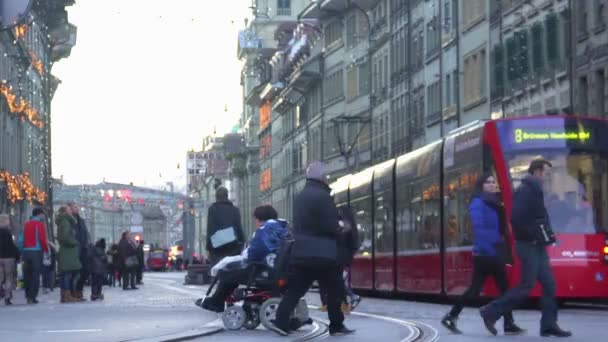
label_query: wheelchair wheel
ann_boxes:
[259,297,281,331]
[222,305,246,330]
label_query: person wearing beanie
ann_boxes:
[0,214,19,305]
[270,161,355,337]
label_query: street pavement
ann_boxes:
[0,271,217,342]
[1,272,606,341]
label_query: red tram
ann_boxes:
[332,116,608,299]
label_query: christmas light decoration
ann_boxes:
[0,170,47,204]
[14,24,28,40]
[29,51,44,76]
[0,81,44,128]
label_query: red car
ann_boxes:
[147,250,169,271]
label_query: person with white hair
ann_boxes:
[0,213,19,305]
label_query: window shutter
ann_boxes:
[546,13,559,65]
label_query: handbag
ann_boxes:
[289,233,337,268]
[125,255,139,268]
[210,226,237,249]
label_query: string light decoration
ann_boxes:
[29,51,44,76]
[14,24,28,40]
[0,81,44,128]
[0,170,47,204]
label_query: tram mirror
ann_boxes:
[0,0,32,31]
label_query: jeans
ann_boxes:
[483,242,558,330]
[449,256,515,326]
[22,250,43,300]
[61,271,77,291]
[122,266,136,289]
[207,266,250,306]
[275,266,345,332]
[0,258,16,299]
[91,274,104,297]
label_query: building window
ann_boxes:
[463,0,486,28]
[597,69,606,116]
[463,48,486,107]
[531,23,544,74]
[358,61,370,95]
[515,30,529,77]
[578,0,588,36]
[491,44,504,98]
[325,20,343,48]
[427,81,441,123]
[426,16,440,57]
[546,13,560,65]
[579,76,589,115]
[347,66,358,101]
[595,0,606,30]
[445,73,452,106]
[324,69,344,104]
[346,14,357,48]
[277,0,291,16]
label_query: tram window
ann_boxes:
[350,194,373,256]
[506,151,608,233]
[375,191,393,253]
[444,167,480,247]
[396,181,415,252]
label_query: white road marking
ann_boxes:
[40,329,102,333]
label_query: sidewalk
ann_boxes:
[0,275,219,342]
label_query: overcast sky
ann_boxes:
[51,0,251,191]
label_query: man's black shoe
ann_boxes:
[268,319,289,336]
[441,314,462,334]
[200,298,224,313]
[541,327,572,337]
[479,306,498,336]
[329,326,356,336]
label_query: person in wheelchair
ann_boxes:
[200,205,289,313]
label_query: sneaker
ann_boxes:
[268,319,289,336]
[504,323,526,336]
[541,326,572,337]
[441,314,462,334]
[479,306,498,336]
[350,296,362,310]
[329,326,356,336]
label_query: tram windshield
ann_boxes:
[497,118,608,234]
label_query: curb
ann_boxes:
[124,321,224,342]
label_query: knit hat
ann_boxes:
[306,161,329,183]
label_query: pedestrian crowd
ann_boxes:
[0,202,147,306]
[200,159,572,338]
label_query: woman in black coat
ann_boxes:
[118,232,138,290]
[0,214,19,305]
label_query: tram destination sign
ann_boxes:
[498,118,598,151]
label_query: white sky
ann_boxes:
[51,0,251,191]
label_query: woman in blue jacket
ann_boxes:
[441,174,524,335]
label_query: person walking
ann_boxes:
[0,214,19,305]
[270,161,354,337]
[89,238,108,301]
[441,174,524,335]
[205,187,245,266]
[56,206,82,303]
[136,240,145,285]
[68,202,90,301]
[20,208,49,304]
[118,231,138,290]
[480,159,571,337]
[108,244,121,287]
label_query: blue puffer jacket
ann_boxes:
[246,219,290,263]
[470,196,502,256]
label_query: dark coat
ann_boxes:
[118,238,137,268]
[0,228,19,259]
[206,200,245,257]
[136,244,144,268]
[511,175,550,243]
[89,246,108,275]
[293,179,340,239]
[72,214,90,255]
[56,213,82,272]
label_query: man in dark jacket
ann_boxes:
[136,240,145,285]
[205,187,245,265]
[480,159,571,337]
[0,214,19,305]
[69,202,90,300]
[270,161,354,337]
